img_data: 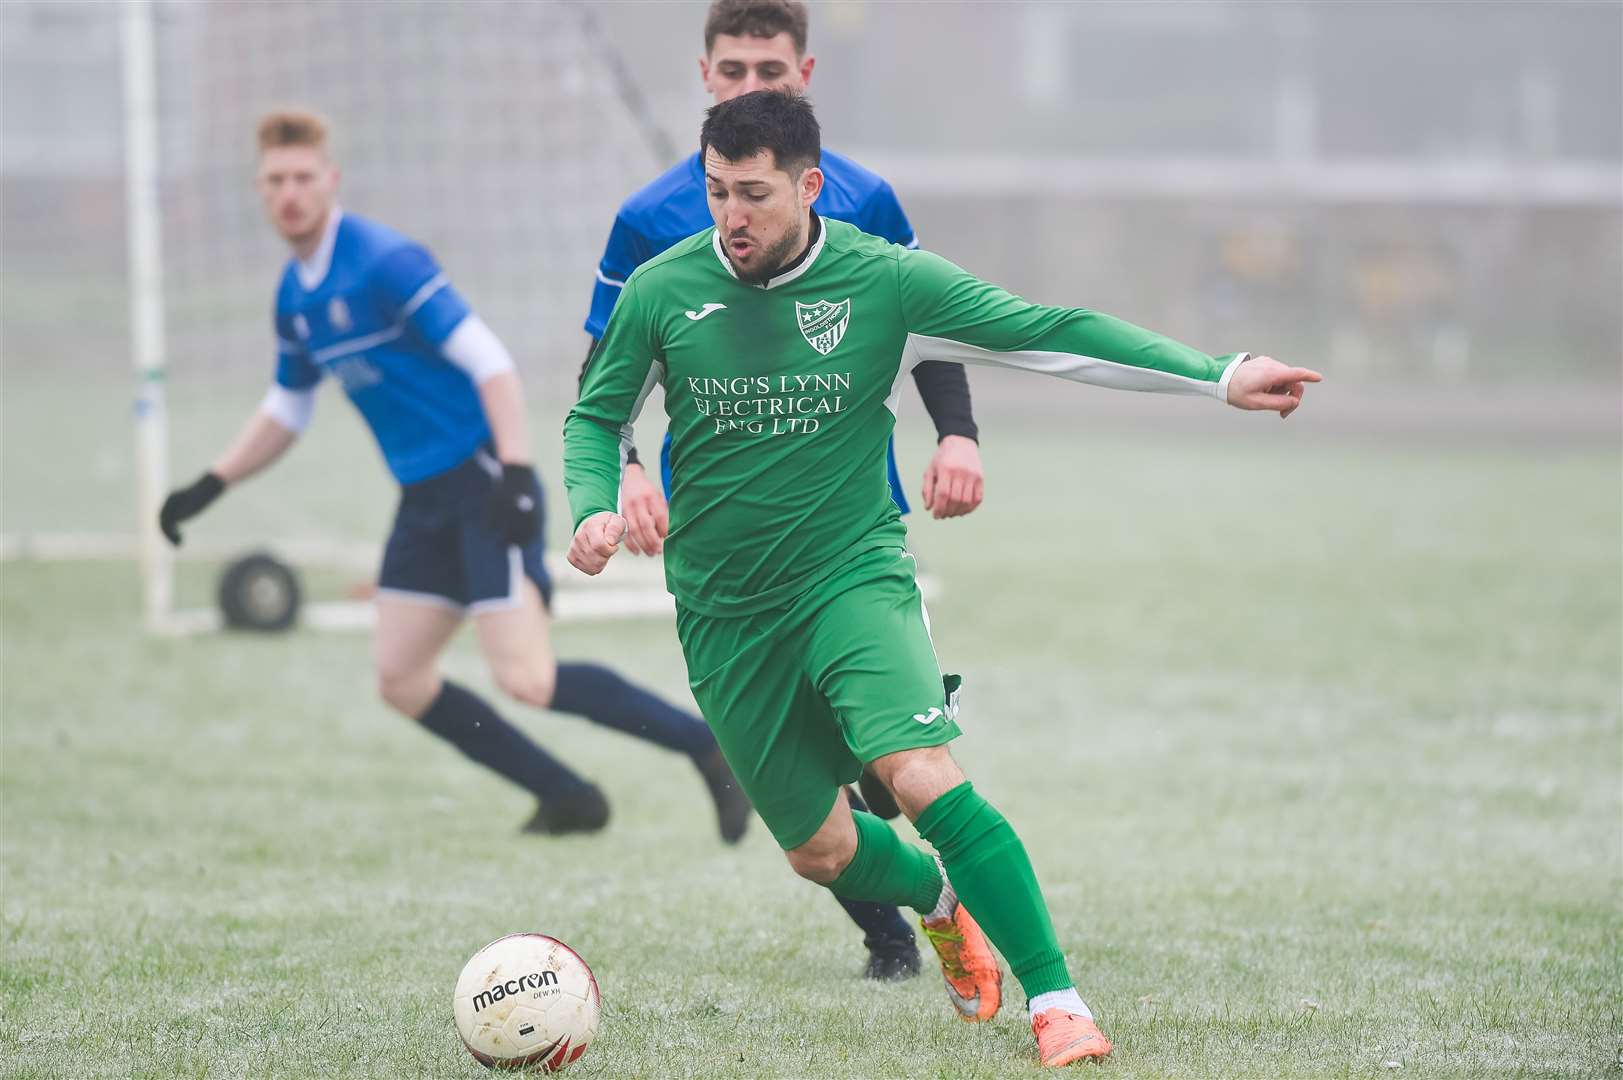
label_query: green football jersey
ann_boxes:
[565,215,1245,617]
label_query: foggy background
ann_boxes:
[3,0,1618,413]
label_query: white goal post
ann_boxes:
[121,0,171,631]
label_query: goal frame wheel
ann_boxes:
[217,551,302,632]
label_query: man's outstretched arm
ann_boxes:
[159,324,318,548]
[211,402,304,485]
[898,249,1320,415]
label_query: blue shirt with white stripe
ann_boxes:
[586,148,918,511]
[274,212,484,485]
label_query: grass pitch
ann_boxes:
[2,383,1619,1077]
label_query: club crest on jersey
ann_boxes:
[795,298,851,356]
[327,296,352,333]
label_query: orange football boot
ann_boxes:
[1032,1008,1112,1067]
[919,902,1002,1022]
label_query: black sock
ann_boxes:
[550,662,716,758]
[839,895,916,949]
[839,788,916,947]
[418,680,591,799]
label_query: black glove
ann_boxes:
[158,471,225,547]
[488,463,541,545]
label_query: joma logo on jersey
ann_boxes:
[795,298,851,356]
[472,970,559,1012]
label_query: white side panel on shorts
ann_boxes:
[468,546,526,616]
[900,549,941,666]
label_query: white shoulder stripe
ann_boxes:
[400,272,449,318]
[595,269,626,289]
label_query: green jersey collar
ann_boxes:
[710,211,827,290]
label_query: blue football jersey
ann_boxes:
[274,212,486,485]
[586,148,919,513]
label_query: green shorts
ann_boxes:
[675,545,962,850]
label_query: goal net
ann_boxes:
[2,0,680,631]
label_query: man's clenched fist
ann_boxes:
[568,511,628,575]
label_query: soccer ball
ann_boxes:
[453,933,601,1071]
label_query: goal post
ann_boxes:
[120,0,173,632]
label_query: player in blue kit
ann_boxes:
[586,0,984,545]
[582,0,980,982]
[158,111,750,843]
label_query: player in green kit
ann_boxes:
[564,92,1321,1068]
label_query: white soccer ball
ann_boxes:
[453,933,601,1071]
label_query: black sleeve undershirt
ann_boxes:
[911,360,979,443]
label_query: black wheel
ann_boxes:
[217,551,302,632]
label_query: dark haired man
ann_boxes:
[566,90,1321,1067]
[582,0,977,982]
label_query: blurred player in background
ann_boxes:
[567,90,1321,1067]
[581,0,973,984]
[158,111,750,844]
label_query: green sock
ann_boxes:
[826,809,943,913]
[915,780,1072,999]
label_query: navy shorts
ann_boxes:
[378,448,553,613]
